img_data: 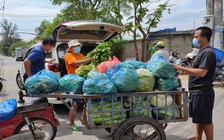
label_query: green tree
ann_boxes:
[125,0,171,61]
[51,0,130,25]
[9,40,29,56]
[0,19,19,55]
[34,20,51,40]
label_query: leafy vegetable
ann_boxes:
[75,63,97,77]
[150,94,173,107]
[136,68,155,92]
[84,42,112,66]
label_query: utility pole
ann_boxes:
[0,0,5,20]
[205,0,223,50]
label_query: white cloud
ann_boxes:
[1,0,64,41]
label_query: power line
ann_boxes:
[3,13,57,18]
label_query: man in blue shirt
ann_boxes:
[23,38,55,103]
[24,38,55,79]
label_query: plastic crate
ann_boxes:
[213,48,224,63]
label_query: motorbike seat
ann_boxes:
[17,102,49,113]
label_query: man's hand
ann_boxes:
[45,58,56,63]
[172,63,183,71]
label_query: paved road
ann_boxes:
[0,55,224,140]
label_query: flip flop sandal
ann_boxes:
[70,125,81,131]
[189,137,197,140]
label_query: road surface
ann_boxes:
[0,55,223,140]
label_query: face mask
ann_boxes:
[73,47,81,54]
[192,38,201,48]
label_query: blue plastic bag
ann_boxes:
[125,60,146,69]
[107,62,139,93]
[58,74,85,93]
[156,77,179,91]
[25,69,59,94]
[146,56,176,79]
[0,99,17,122]
[83,78,118,94]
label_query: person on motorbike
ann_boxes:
[151,41,169,60]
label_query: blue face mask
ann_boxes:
[192,38,201,48]
[73,47,81,54]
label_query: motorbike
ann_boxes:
[0,76,6,92]
[0,92,60,140]
[169,48,199,67]
[214,63,224,86]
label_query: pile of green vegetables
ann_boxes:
[89,101,127,125]
[84,42,112,66]
[75,63,97,77]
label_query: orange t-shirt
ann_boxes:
[64,53,84,74]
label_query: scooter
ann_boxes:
[169,48,199,67]
[169,51,181,65]
[0,76,6,92]
[181,48,199,67]
[214,63,224,86]
[0,92,60,140]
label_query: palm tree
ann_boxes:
[0,19,19,55]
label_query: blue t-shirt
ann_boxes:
[26,43,46,75]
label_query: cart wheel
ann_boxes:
[113,116,166,140]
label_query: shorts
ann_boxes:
[70,92,77,106]
[70,99,77,106]
[189,89,214,124]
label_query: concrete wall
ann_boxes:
[122,30,194,61]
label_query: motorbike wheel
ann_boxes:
[16,73,25,90]
[14,117,57,140]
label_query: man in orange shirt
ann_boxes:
[64,39,94,131]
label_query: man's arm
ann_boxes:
[172,64,208,77]
[24,58,32,77]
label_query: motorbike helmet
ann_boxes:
[156,41,165,48]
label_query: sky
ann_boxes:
[0,0,216,41]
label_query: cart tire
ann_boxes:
[113,116,166,140]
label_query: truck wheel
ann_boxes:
[113,116,166,140]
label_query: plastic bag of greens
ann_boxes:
[24,69,59,94]
[136,68,155,92]
[107,62,139,93]
[156,77,179,91]
[58,74,85,93]
[83,78,117,94]
[87,70,108,79]
[146,56,176,79]
[114,61,135,70]
[152,103,180,120]
[125,60,146,69]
